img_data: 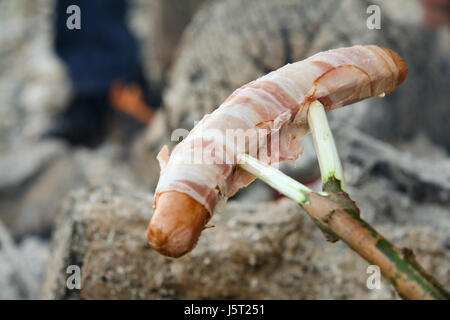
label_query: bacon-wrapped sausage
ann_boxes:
[148,45,408,257]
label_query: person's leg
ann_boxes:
[47,0,159,147]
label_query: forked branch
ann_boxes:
[238,101,449,300]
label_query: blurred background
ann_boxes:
[0,0,449,299]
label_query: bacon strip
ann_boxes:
[149,45,407,257]
[155,45,407,212]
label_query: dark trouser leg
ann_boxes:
[47,0,157,146]
[55,0,141,95]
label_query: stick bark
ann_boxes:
[302,178,449,300]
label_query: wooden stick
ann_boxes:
[304,184,449,300]
[238,100,449,300]
[239,155,449,299]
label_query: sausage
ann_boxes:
[147,45,408,258]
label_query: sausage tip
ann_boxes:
[381,47,408,86]
[147,191,210,258]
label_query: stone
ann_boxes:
[0,141,137,238]
[128,0,208,95]
[40,182,449,299]
[0,220,49,299]
[335,128,450,213]
[0,140,65,193]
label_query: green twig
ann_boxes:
[237,100,449,300]
[238,153,324,205]
[308,100,345,191]
[238,154,449,299]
